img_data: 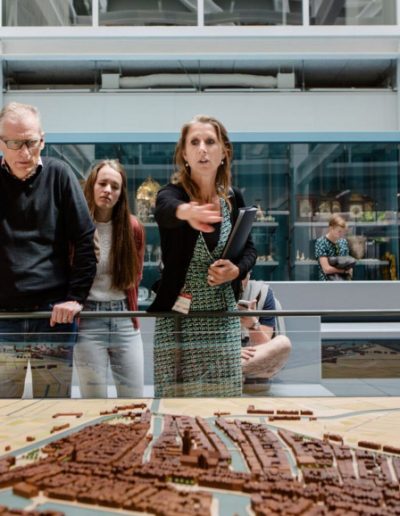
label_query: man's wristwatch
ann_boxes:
[248,320,261,331]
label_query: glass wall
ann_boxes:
[44,140,399,294]
[310,0,397,25]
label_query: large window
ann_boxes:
[204,0,303,26]
[2,0,92,26]
[98,0,197,26]
[310,0,397,25]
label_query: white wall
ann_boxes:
[5,90,398,141]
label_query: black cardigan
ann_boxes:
[147,183,257,312]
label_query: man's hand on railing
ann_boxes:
[50,301,83,327]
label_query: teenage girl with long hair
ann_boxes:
[74,159,145,397]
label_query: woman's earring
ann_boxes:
[185,162,190,168]
[221,160,225,165]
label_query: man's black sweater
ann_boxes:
[0,157,96,309]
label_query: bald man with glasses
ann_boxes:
[0,102,96,398]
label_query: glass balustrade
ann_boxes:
[0,310,399,398]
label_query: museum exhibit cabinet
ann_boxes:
[230,142,290,283]
[45,140,400,301]
[291,142,399,282]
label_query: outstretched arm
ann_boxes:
[176,202,222,233]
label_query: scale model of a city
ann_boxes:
[1,402,400,515]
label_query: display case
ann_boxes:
[137,170,173,307]
[291,142,399,281]
[292,218,398,281]
[231,142,290,281]
[133,141,291,298]
[45,140,400,286]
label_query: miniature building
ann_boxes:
[52,413,82,418]
[358,441,382,451]
[50,423,70,434]
[13,481,39,498]
[383,445,400,454]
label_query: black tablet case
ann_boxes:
[221,206,257,260]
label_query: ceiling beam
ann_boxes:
[1,33,400,61]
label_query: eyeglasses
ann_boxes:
[0,138,43,150]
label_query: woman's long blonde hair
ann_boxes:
[84,160,142,290]
[172,114,233,204]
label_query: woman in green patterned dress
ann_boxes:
[315,214,350,280]
[148,115,257,397]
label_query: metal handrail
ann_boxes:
[1,309,400,319]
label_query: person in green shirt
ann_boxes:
[315,214,351,281]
